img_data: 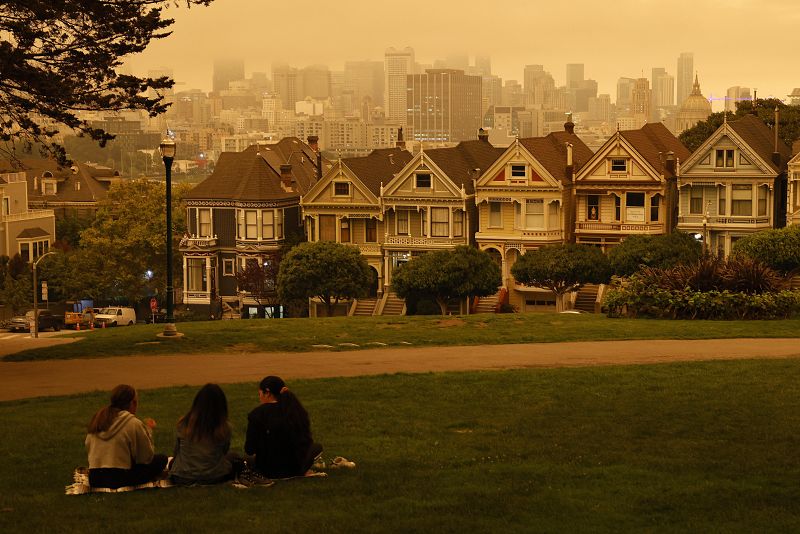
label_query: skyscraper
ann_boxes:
[631,78,652,127]
[212,59,244,94]
[474,56,492,76]
[406,69,482,143]
[566,64,584,90]
[725,86,751,113]
[344,61,385,107]
[676,52,694,106]
[616,77,636,111]
[272,64,299,110]
[384,47,415,126]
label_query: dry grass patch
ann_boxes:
[436,318,465,328]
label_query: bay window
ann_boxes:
[431,207,449,237]
[731,185,752,216]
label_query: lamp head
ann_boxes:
[159,138,176,159]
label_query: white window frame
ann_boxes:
[333,182,350,196]
[731,184,753,216]
[609,158,628,173]
[489,201,502,228]
[509,164,527,184]
[431,207,449,237]
[523,199,544,229]
[415,173,432,189]
[397,209,410,235]
[198,208,212,237]
[223,258,235,276]
[715,149,735,169]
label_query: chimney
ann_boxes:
[280,163,293,189]
[562,143,576,244]
[307,135,319,152]
[665,151,676,176]
[564,119,575,135]
[750,89,758,115]
[396,127,405,149]
[316,150,323,181]
[477,127,489,143]
[566,143,573,168]
[793,140,800,157]
[664,151,678,233]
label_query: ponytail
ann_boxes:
[259,376,310,439]
[87,384,136,434]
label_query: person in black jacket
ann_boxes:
[244,376,323,478]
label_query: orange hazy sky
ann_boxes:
[124,0,798,108]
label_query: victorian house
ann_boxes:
[677,114,790,256]
[573,123,690,249]
[474,124,593,311]
[300,147,414,307]
[180,136,326,317]
[782,142,800,227]
[0,171,55,262]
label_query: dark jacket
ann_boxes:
[244,402,313,478]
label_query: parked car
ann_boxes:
[94,307,137,327]
[9,310,64,332]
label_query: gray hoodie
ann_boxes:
[85,410,155,469]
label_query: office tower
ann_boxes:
[502,80,524,107]
[677,52,694,106]
[588,94,611,122]
[566,63,584,89]
[616,77,636,110]
[474,56,492,76]
[344,61,385,107]
[406,69,482,143]
[212,59,245,93]
[482,75,503,114]
[272,64,299,110]
[651,68,675,107]
[631,77,651,126]
[385,47,415,126]
[300,65,331,100]
[573,79,598,113]
[725,86,751,113]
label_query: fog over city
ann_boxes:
[126,0,798,107]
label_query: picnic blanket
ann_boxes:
[65,468,174,495]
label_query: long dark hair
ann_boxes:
[178,383,231,443]
[259,376,311,438]
[87,384,136,434]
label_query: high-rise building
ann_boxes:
[502,80,524,107]
[523,65,555,108]
[651,68,675,108]
[384,47,415,126]
[566,64,584,90]
[677,52,694,106]
[406,69,482,143]
[344,61,385,107]
[482,75,503,114]
[631,78,651,127]
[474,56,492,76]
[212,59,245,93]
[725,86,751,113]
[616,77,636,110]
[272,64,299,110]
[588,94,611,122]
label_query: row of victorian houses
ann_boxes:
[179,111,799,317]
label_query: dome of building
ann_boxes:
[676,75,712,133]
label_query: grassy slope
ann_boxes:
[1,362,799,532]
[7,313,800,362]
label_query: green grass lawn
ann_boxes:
[7,312,800,362]
[1,361,799,532]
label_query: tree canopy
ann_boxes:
[0,0,211,164]
[277,241,372,317]
[511,244,611,311]
[391,246,501,316]
[731,226,800,275]
[679,99,800,153]
[608,232,702,277]
[236,251,282,317]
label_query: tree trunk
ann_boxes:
[437,297,448,316]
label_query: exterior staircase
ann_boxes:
[573,284,599,313]
[791,275,800,290]
[474,292,501,314]
[352,298,378,316]
[380,292,406,315]
[221,300,240,320]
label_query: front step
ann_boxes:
[474,292,500,314]
[381,292,405,315]
[353,298,378,316]
[573,284,599,313]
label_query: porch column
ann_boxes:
[314,216,320,242]
[182,256,188,295]
[335,216,341,243]
[384,254,391,288]
[426,206,431,237]
[448,207,453,239]
[205,257,212,299]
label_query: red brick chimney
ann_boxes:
[307,135,319,152]
[564,119,575,134]
[280,163,293,189]
[664,151,678,233]
[396,127,405,149]
[477,128,489,143]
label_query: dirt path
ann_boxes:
[2,338,800,402]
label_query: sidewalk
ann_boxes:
[1,338,799,401]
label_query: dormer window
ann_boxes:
[511,165,526,181]
[333,182,350,196]
[415,173,431,189]
[715,149,735,168]
[610,159,627,173]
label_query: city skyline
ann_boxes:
[124,0,798,109]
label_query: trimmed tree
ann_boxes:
[731,226,800,275]
[277,241,371,317]
[391,246,501,316]
[608,232,702,277]
[236,251,282,317]
[511,244,611,311]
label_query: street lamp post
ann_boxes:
[32,251,56,338]
[160,137,178,337]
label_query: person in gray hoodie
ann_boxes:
[85,384,168,489]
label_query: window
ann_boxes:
[415,173,431,188]
[334,182,350,196]
[548,201,559,229]
[365,219,377,242]
[610,159,627,172]
[690,186,704,214]
[626,192,645,222]
[650,195,661,222]
[431,207,449,237]
[731,184,752,216]
[489,201,502,227]
[245,210,257,239]
[187,258,207,291]
[223,259,235,276]
[614,195,621,221]
[525,199,544,229]
[198,209,211,237]
[2,197,8,216]
[261,210,274,239]
[397,210,409,235]
[340,218,350,242]
[587,195,599,220]
[715,149,735,168]
[20,243,30,263]
[757,185,768,216]
[453,210,464,237]
[42,181,56,195]
[718,185,726,215]
[511,165,526,179]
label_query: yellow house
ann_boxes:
[789,148,800,227]
[474,128,593,311]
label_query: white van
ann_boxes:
[94,307,137,327]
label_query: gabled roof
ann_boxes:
[519,131,594,181]
[619,123,690,179]
[422,141,504,194]
[0,158,113,204]
[341,148,414,195]
[727,114,791,172]
[186,137,328,202]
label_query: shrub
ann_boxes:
[609,232,702,277]
[732,226,800,274]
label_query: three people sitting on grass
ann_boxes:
[85,377,323,488]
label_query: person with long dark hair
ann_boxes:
[85,384,168,489]
[245,376,323,478]
[169,383,241,485]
